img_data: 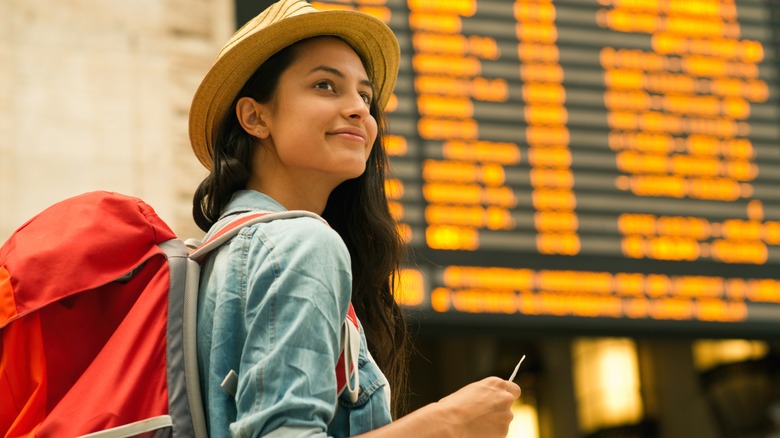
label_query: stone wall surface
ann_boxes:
[0,0,234,241]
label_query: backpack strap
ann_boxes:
[188,210,327,262]
[338,304,361,402]
[190,210,360,401]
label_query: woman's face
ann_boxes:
[257,37,378,190]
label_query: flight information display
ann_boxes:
[309,0,780,336]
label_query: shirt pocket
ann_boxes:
[336,346,393,434]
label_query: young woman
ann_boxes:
[189,1,521,437]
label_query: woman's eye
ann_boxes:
[314,81,334,91]
[360,93,373,105]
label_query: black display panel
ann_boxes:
[306,0,780,336]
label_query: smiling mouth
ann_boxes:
[329,132,366,143]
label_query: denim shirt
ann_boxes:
[197,190,392,437]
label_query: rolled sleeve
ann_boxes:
[231,217,352,438]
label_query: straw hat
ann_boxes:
[189,0,400,170]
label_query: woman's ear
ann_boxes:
[236,97,270,139]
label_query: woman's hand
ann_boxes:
[435,376,522,438]
[357,376,521,438]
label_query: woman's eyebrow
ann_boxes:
[308,65,373,89]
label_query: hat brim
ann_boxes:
[189,10,399,170]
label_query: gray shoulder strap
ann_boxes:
[189,210,327,262]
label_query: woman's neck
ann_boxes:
[246,174,331,214]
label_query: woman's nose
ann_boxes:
[343,92,370,120]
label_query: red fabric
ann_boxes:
[202,212,271,245]
[335,304,359,394]
[0,267,15,328]
[0,191,176,324]
[0,192,175,437]
[37,257,169,436]
[0,314,45,438]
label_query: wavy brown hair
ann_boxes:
[193,37,409,416]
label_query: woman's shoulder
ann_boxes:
[262,213,342,244]
[242,214,353,309]
[245,213,350,266]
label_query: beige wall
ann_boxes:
[0,0,234,241]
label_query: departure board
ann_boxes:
[309,0,780,336]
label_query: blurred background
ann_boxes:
[2,1,780,436]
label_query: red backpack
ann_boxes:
[0,191,359,437]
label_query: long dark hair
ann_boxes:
[193,37,409,416]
